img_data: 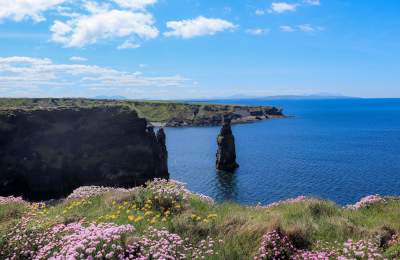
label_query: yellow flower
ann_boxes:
[145,211,153,216]
[128,215,135,221]
[162,217,167,222]
[135,216,143,222]
[150,218,157,224]
[203,219,209,224]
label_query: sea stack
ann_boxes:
[156,128,168,175]
[216,117,239,171]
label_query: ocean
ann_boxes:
[166,98,400,205]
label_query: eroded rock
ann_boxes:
[0,106,169,201]
[216,117,239,172]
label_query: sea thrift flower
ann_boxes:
[144,179,190,212]
[254,230,296,259]
[128,227,220,259]
[256,196,308,209]
[35,222,134,259]
[339,239,385,259]
[192,192,215,205]
[0,196,25,204]
[293,251,336,259]
[67,186,138,200]
[346,195,385,210]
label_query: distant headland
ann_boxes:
[0,98,284,127]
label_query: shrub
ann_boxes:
[254,229,296,259]
[286,225,312,250]
[375,226,396,248]
[307,201,336,219]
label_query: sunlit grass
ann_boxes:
[1,181,399,259]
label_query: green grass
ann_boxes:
[1,193,399,259]
[0,97,279,124]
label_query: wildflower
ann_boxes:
[135,216,144,222]
[257,196,308,209]
[254,230,296,260]
[346,195,385,210]
[0,196,26,205]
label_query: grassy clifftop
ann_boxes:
[1,180,399,259]
[0,98,283,126]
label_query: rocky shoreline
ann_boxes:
[0,98,284,127]
[157,106,284,127]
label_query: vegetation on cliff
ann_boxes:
[1,179,399,259]
[0,98,283,126]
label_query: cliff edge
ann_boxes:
[0,106,168,201]
[0,98,284,127]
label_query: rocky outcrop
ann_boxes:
[0,106,169,201]
[165,105,284,127]
[155,127,168,175]
[216,118,239,172]
[0,98,284,127]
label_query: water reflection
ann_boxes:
[215,170,238,201]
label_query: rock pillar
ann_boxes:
[216,117,239,171]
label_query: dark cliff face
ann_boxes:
[0,106,168,201]
[216,118,239,172]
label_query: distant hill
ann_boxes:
[189,94,359,102]
[252,94,360,100]
[93,95,128,100]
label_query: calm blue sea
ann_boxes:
[166,98,400,206]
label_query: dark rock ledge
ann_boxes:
[0,106,168,201]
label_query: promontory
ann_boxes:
[0,98,284,127]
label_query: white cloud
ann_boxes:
[270,2,298,13]
[50,10,159,47]
[164,16,237,39]
[70,56,88,62]
[298,24,315,32]
[0,0,65,22]
[246,28,270,36]
[303,0,320,6]
[84,1,112,14]
[113,0,157,10]
[255,9,265,16]
[280,25,295,32]
[118,40,141,49]
[0,56,189,92]
[279,24,323,33]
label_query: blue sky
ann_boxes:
[0,0,399,99]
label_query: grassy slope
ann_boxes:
[1,191,399,259]
[0,98,278,123]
